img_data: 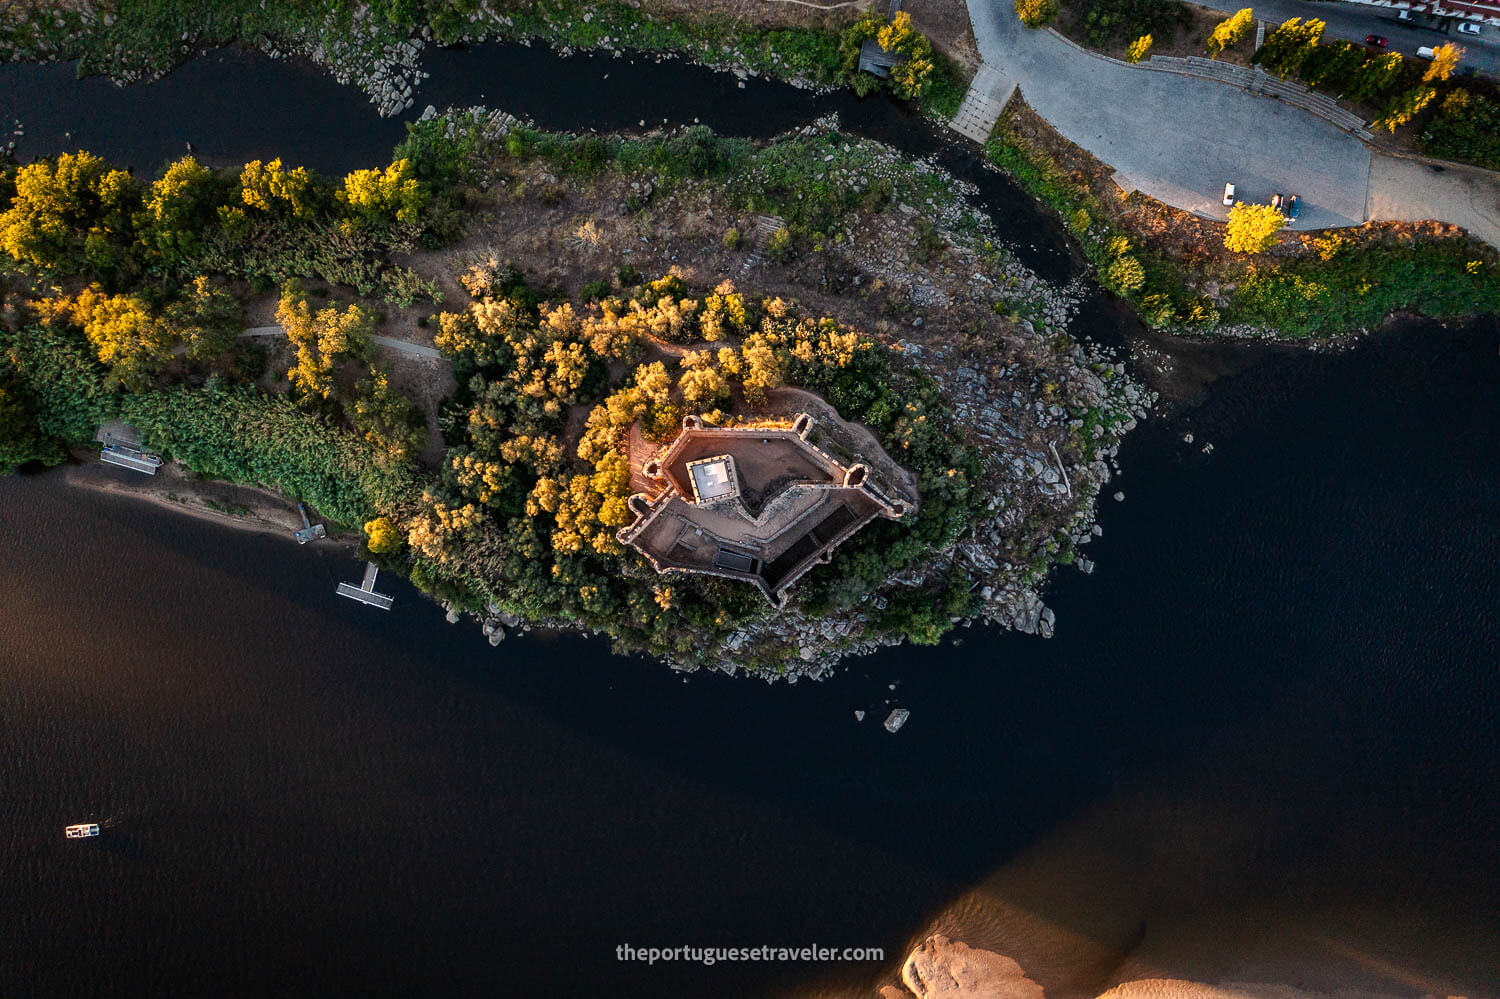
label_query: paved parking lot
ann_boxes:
[971,0,1374,228]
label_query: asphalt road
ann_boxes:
[1191,0,1500,78]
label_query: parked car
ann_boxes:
[1396,9,1414,21]
[1417,45,1438,58]
[1271,193,1284,212]
[1223,182,1236,206]
[1457,21,1481,35]
[1287,195,1300,220]
[1366,34,1388,47]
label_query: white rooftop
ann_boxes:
[688,456,737,503]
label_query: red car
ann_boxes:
[1366,34,1388,47]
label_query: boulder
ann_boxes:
[900,935,1045,999]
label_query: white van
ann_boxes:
[1417,45,1437,58]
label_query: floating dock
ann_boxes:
[294,503,326,544]
[337,562,393,610]
[94,422,163,475]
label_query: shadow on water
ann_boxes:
[3,317,1495,999]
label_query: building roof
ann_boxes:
[687,455,738,503]
[618,414,913,607]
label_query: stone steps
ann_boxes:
[949,64,1016,144]
[739,214,786,276]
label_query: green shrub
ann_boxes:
[1420,89,1500,169]
[766,226,793,260]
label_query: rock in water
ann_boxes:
[855,710,866,722]
[884,708,910,733]
[444,609,459,624]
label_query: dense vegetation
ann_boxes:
[1070,0,1190,49]
[1420,89,1500,170]
[401,261,982,662]
[0,150,437,303]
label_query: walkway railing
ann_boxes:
[1139,55,1372,139]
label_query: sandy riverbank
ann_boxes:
[57,455,358,549]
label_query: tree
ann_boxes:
[1015,0,1058,29]
[1420,90,1500,170]
[239,158,321,218]
[738,333,785,405]
[1299,41,1365,90]
[1207,8,1253,58]
[275,281,374,400]
[140,155,222,266]
[348,365,427,461]
[877,12,937,101]
[62,286,173,390]
[678,351,729,406]
[1223,202,1286,254]
[1102,254,1146,293]
[0,151,140,275]
[1372,85,1438,133]
[1422,42,1464,83]
[339,158,429,227]
[1345,51,1405,104]
[0,382,60,473]
[164,276,241,362]
[364,515,403,554]
[1253,18,1325,79]
[1127,34,1153,64]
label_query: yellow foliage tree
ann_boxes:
[1207,8,1253,58]
[364,516,402,554]
[240,158,319,218]
[275,282,374,400]
[141,155,218,262]
[1422,43,1464,83]
[1127,34,1153,64]
[678,351,729,407]
[339,158,428,226]
[1223,202,1286,254]
[65,285,174,389]
[0,151,139,273]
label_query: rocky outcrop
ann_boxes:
[897,935,1047,999]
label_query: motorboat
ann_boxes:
[64,823,100,839]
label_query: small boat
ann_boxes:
[64,824,100,839]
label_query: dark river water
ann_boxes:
[1,42,1498,999]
